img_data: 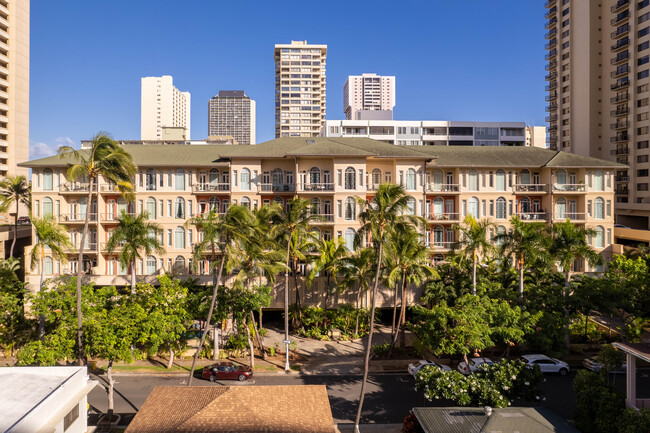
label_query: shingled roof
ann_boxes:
[124,385,334,433]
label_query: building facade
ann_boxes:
[274,41,327,138]
[322,120,538,147]
[208,91,256,145]
[343,73,395,120]
[22,138,620,307]
[141,75,191,140]
[544,0,650,229]
[2,0,29,178]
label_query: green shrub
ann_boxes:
[573,370,625,433]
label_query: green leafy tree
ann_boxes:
[307,237,348,308]
[0,279,22,363]
[340,247,375,336]
[573,370,625,433]
[227,284,272,368]
[58,132,136,365]
[452,215,495,295]
[106,211,164,293]
[0,175,31,257]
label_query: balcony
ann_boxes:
[611,11,630,26]
[617,157,629,164]
[258,183,296,193]
[546,114,557,123]
[545,39,557,50]
[611,24,630,39]
[544,0,556,7]
[545,71,557,81]
[100,212,135,222]
[616,186,629,194]
[553,212,586,222]
[513,184,548,193]
[545,49,557,60]
[553,184,586,192]
[546,60,558,71]
[298,183,334,192]
[611,65,630,80]
[426,184,460,193]
[611,106,629,116]
[545,28,557,39]
[611,120,630,130]
[61,182,97,194]
[611,51,630,65]
[428,242,454,252]
[515,212,548,222]
[611,78,630,90]
[615,146,630,155]
[616,176,629,182]
[545,81,557,91]
[65,243,98,253]
[546,103,558,112]
[548,125,557,132]
[611,132,630,143]
[546,91,558,101]
[611,92,630,103]
[59,213,98,223]
[426,212,460,222]
[545,7,557,19]
[192,183,230,193]
[309,214,334,223]
[612,0,630,13]
[611,37,630,52]
[100,242,126,252]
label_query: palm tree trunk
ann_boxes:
[399,271,408,349]
[354,236,383,432]
[391,282,398,339]
[213,324,219,361]
[519,261,525,299]
[188,249,226,385]
[391,269,408,353]
[293,261,302,313]
[251,310,267,360]
[167,343,174,369]
[244,312,255,368]
[38,252,45,341]
[10,198,18,258]
[564,271,571,351]
[354,281,361,337]
[75,188,93,366]
[284,233,292,372]
[472,252,477,295]
[130,259,136,294]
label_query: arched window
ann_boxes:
[241,196,251,209]
[117,197,128,214]
[272,168,284,186]
[146,197,156,219]
[594,170,604,191]
[433,225,444,247]
[175,168,185,191]
[42,197,53,217]
[372,168,382,186]
[345,167,356,189]
[344,228,355,251]
[311,197,321,215]
[468,196,479,218]
[496,197,507,219]
[495,226,506,246]
[174,256,185,273]
[146,169,156,190]
[468,170,479,191]
[312,227,321,241]
[520,197,531,214]
[520,169,531,185]
[406,169,416,190]
[310,167,321,184]
[146,256,156,275]
[556,197,566,219]
[495,169,506,191]
[43,169,53,191]
[44,257,53,275]
[594,226,605,248]
[209,168,220,186]
[209,197,220,212]
[174,227,186,249]
[594,197,605,219]
[433,197,444,218]
[405,197,416,215]
[344,197,356,220]
[556,169,567,185]
[175,197,185,219]
[432,169,444,191]
[240,168,251,191]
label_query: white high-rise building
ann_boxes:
[274,41,327,138]
[344,73,395,120]
[141,75,191,140]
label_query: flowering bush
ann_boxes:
[414,359,543,408]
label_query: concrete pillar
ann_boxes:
[626,353,637,408]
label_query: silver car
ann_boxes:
[408,360,451,377]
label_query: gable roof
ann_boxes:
[124,385,334,433]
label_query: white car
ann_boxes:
[457,357,494,375]
[583,357,627,373]
[408,360,452,377]
[520,354,570,375]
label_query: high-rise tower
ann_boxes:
[208,91,256,145]
[141,75,191,140]
[343,73,395,120]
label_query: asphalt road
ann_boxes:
[88,371,585,426]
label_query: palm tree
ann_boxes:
[452,215,495,295]
[307,237,348,308]
[386,229,437,350]
[495,216,551,299]
[186,204,254,385]
[0,175,31,258]
[30,216,73,339]
[106,211,164,293]
[58,132,136,365]
[270,197,323,372]
[549,220,602,350]
[353,184,417,431]
[340,247,375,336]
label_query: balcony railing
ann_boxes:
[612,11,630,26]
[192,183,230,193]
[553,184,586,192]
[545,71,557,81]
[100,183,120,192]
[65,242,98,252]
[310,213,334,222]
[611,133,629,143]
[611,120,630,130]
[258,183,296,193]
[612,0,630,13]
[429,242,454,251]
[426,184,460,193]
[611,92,630,103]
[546,114,557,123]
[616,146,630,155]
[546,60,558,71]
[513,184,548,193]
[611,106,629,116]
[59,213,98,223]
[544,0,556,7]
[611,65,630,77]
[545,82,557,91]
[611,51,630,64]
[545,39,557,50]
[426,213,460,222]
[61,182,97,193]
[553,212,586,221]
[546,103,557,112]
[545,6,557,19]
[615,175,629,182]
[545,49,557,60]
[611,24,630,39]
[546,91,558,101]
[545,17,558,29]
[100,212,135,222]
[611,37,630,51]
[100,242,126,251]
[515,212,548,222]
[545,28,557,39]
[611,78,630,90]
[298,183,334,192]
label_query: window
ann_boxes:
[43,169,53,191]
[468,197,479,218]
[595,198,604,219]
[145,197,156,219]
[344,197,356,220]
[405,197,416,215]
[371,168,382,186]
[496,197,507,219]
[43,257,53,275]
[495,169,506,191]
[639,169,649,177]
[174,169,185,190]
[344,228,355,251]
[174,197,185,219]
[311,197,321,215]
[174,256,185,273]
[42,197,53,217]
[468,170,479,191]
[309,167,320,184]
[594,226,605,248]
[174,227,186,249]
[639,155,650,163]
[344,167,356,189]
[146,256,156,274]
[240,168,251,191]
[209,197,220,212]
[593,170,604,191]
[146,169,156,190]
[640,70,650,80]
[241,196,251,209]
[556,198,566,219]
[406,169,416,190]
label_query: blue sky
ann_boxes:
[30,0,546,158]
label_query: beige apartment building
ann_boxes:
[545,0,650,229]
[141,75,191,141]
[2,0,29,178]
[21,138,620,307]
[343,73,395,120]
[274,41,327,138]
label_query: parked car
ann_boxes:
[583,356,627,373]
[202,361,253,382]
[17,216,30,226]
[457,357,494,375]
[408,360,452,377]
[520,354,569,375]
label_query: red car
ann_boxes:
[202,362,253,382]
